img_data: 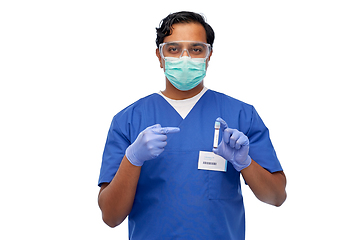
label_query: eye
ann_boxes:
[165,45,181,55]
[190,47,204,55]
[168,47,179,53]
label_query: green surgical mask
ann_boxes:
[164,56,206,91]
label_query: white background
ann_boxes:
[1,0,359,239]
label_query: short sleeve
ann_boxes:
[98,115,131,187]
[246,107,283,173]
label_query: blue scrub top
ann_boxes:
[98,90,282,240]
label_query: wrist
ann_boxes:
[125,147,143,167]
[232,155,251,172]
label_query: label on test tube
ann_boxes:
[213,121,220,148]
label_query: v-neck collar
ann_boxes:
[154,90,211,124]
[158,88,209,120]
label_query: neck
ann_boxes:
[161,79,204,100]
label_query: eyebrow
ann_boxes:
[165,42,205,48]
[165,42,181,46]
[190,43,205,47]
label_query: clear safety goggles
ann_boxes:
[159,41,212,59]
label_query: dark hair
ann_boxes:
[156,11,215,48]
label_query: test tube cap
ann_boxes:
[215,121,220,128]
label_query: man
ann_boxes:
[98,11,286,239]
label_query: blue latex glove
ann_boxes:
[125,124,180,166]
[213,117,251,172]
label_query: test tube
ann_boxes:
[213,121,220,148]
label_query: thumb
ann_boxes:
[213,147,219,155]
[216,117,228,131]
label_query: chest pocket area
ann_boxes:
[208,165,242,200]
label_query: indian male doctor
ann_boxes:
[98,11,287,240]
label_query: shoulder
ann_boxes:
[207,89,254,112]
[114,93,160,119]
[108,93,162,136]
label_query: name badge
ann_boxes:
[198,151,227,172]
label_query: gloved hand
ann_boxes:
[213,117,251,172]
[125,124,180,166]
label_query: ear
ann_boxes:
[156,48,164,69]
[206,50,213,69]
[208,50,213,61]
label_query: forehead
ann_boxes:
[163,22,207,43]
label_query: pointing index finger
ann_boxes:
[159,127,180,134]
